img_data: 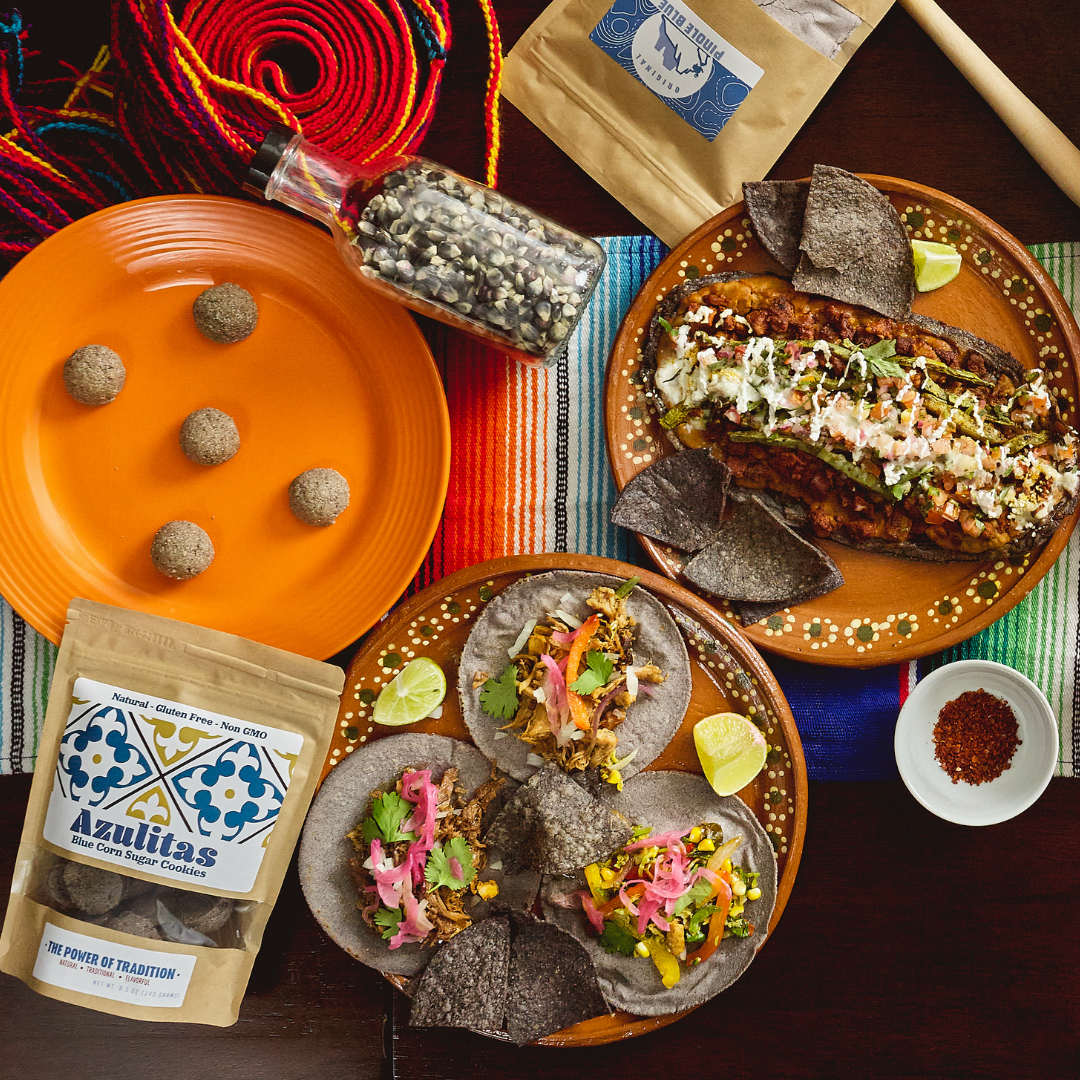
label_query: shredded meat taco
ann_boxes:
[346,759,503,951]
[298,734,511,978]
[458,571,692,783]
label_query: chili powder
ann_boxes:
[932,689,1021,785]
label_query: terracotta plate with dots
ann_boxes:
[605,177,1080,667]
[319,553,807,1047]
[0,195,449,659]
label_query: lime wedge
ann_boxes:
[911,240,962,293]
[693,712,768,796]
[373,657,447,727]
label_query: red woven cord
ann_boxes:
[476,0,502,187]
[177,0,439,162]
[0,0,505,269]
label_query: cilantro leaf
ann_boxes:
[479,664,519,721]
[570,650,614,695]
[373,906,402,940]
[599,919,639,956]
[868,357,905,380]
[861,338,898,363]
[425,836,476,890]
[362,791,417,844]
[672,876,716,915]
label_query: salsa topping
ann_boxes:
[576,824,761,987]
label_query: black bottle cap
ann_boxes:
[243,123,297,197]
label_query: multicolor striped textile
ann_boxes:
[3,237,1080,778]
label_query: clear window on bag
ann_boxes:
[29,849,258,950]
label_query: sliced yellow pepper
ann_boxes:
[583,862,606,903]
[642,937,681,988]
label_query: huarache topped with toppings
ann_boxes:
[646,273,1079,559]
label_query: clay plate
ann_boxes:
[604,176,1080,667]
[318,553,807,1046]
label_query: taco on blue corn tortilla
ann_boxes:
[458,570,693,784]
[541,770,777,1018]
[298,733,521,979]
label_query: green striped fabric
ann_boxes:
[931,242,1080,776]
[0,604,56,773]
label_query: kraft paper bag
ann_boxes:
[0,599,344,1025]
[502,0,895,246]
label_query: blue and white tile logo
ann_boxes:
[43,677,303,894]
[590,0,764,141]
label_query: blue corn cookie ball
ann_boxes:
[63,344,126,405]
[192,282,259,343]
[151,520,215,580]
[288,467,350,526]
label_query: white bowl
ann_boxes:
[894,660,1058,826]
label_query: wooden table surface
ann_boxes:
[3,2,1080,1077]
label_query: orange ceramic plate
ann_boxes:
[320,553,807,1046]
[0,196,450,658]
[606,176,1080,667]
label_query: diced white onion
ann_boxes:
[508,618,538,658]
[626,667,639,696]
[526,753,546,767]
[425,704,443,720]
[554,608,582,629]
[534,687,547,704]
[493,730,509,740]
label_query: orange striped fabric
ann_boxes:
[411,235,665,590]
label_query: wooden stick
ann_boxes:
[899,0,1080,208]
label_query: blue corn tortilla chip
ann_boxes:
[792,165,915,319]
[505,916,609,1045]
[742,179,809,273]
[409,916,511,1033]
[682,491,843,605]
[483,763,634,876]
[610,449,732,552]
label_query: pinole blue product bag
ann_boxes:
[502,0,895,245]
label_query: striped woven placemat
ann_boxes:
[3,237,1078,778]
